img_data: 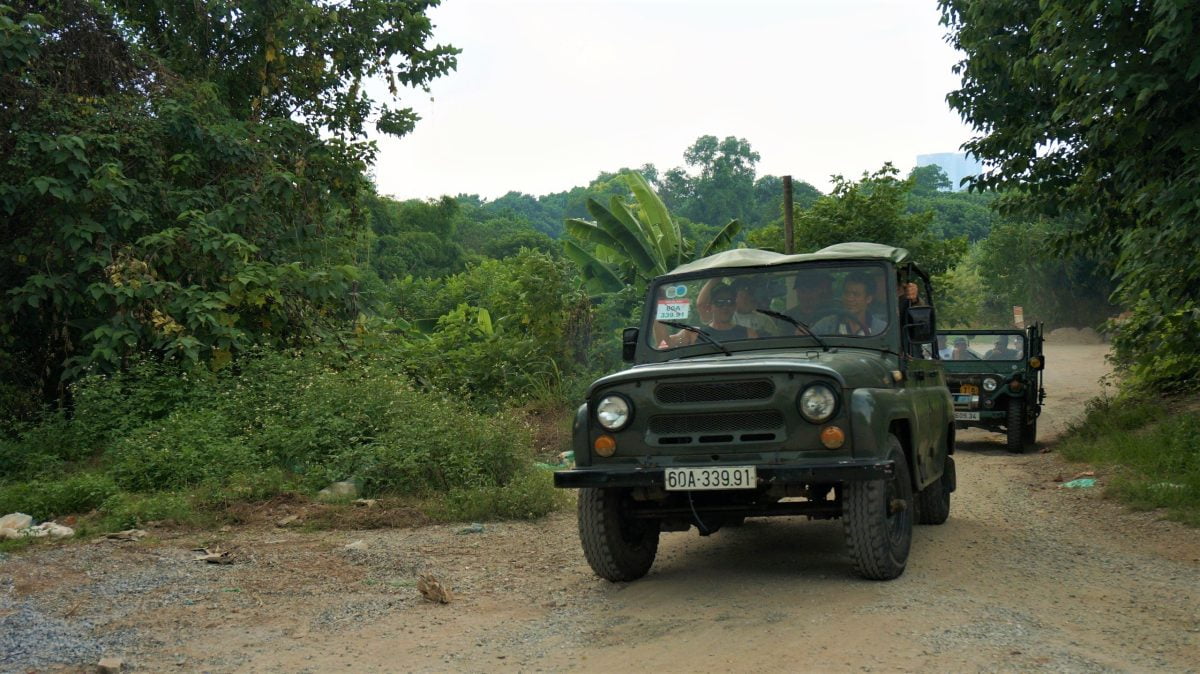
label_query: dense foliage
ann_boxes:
[941,0,1200,391]
[0,0,456,410]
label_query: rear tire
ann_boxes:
[577,488,659,582]
[843,435,913,580]
[916,454,953,525]
[1006,400,1025,453]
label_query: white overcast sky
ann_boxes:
[371,0,974,201]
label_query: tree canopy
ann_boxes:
[941,0,1200,390]
[0,0,457,405]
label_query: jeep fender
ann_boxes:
[848,388,924,488]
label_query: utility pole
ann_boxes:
[783,175,794,254]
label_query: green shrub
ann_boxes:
[191,468,300,508]
[432,468,569,521]
[1062,395,1167,442]
[0,473,119,520]
[99,491,195,530]
[109,408,259,491]
[0,345,568,526]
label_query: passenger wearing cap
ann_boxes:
[949,336,978,360]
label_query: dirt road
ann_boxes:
[4,343,1199,672]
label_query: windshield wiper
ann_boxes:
[756,309,830,352]
[656,320,732,357]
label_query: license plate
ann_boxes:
[664,466,757,491]
[960,384,979,395]
[955,411,980,421]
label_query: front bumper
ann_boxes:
[553,458,894,489]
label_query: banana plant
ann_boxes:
[564,172,741,294]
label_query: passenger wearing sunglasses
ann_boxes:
[667,284,758,348]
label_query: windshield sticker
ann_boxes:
[656,299,690,320]
[663,284,688,299]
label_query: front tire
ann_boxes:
[1022,411,1038,448]
[577,488,659,582]
[1006,400,1025,453]
[843,436,913,580]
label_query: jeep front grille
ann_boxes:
[649,410,784,434]
[654,379,775,404]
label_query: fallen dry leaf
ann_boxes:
[417,574,452,604]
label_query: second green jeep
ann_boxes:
[937,325,1046,453]
[554,243,955,582]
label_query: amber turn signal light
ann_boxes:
[594,434,617,457]
[820,425,845,449]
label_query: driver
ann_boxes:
[984,335,1019,360]
[813,272,886,336]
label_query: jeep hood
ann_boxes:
[588,348,898,396]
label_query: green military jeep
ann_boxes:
[554,243,955,582]
[936,325,1046,453]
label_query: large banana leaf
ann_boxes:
[699,219,743,259]
[562,239,624,293]
[583,198,661,276]
[564,218,623,254]
[608,194,662,268]
[623,172,681,268]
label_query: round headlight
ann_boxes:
[982,377,998,392]
[799,383,838,423]
[595,395,632,431]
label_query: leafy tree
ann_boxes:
[747,164,966,276]
[365,195,465,280]
[0,1,456,405]
[974,220,1115,328]
[563,172,741,294]
[749,174,821,229]
[908,165,953,196]
[940,0,1200,390]
[906,166,997,242]
[110,0,459,138]
[660,135,761,227]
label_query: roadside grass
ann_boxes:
[1059,396,1200,526]
[0,350,570,539]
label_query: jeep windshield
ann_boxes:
[648,263,892,352]
[939,332,1026,361]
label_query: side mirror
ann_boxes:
[904,306,935,343]
[621,327,639,362]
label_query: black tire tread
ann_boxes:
[916,457,951,525]
[1006,400,1025,453]
[842,437,913,580]
[577,488,658,582]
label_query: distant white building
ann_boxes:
[915,153,983,192]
